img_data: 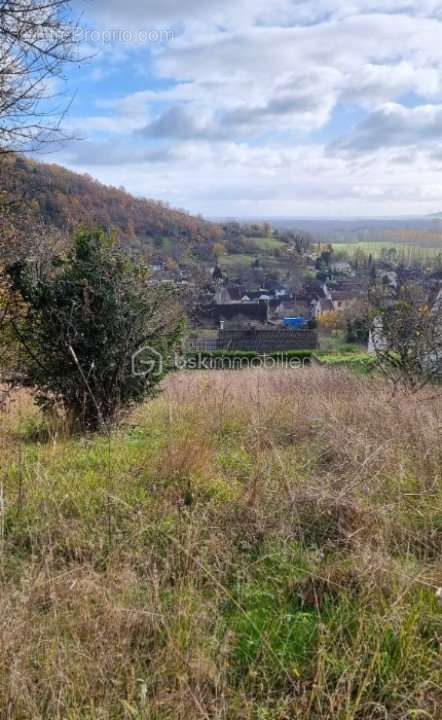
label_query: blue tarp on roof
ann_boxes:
[283,317,306,328]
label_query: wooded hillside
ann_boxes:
[0,154,220,252]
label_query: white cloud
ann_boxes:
[80,0,442,28]
[147,13,442,144]
[341,63,442,105]
[49,138,442,216]
[62,1,442,215]
[333,103,442,152]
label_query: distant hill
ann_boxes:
[0,154,220,258]
[0,156,318,282]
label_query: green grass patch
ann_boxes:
[314,352,376,373]
[219,254,256,268]
[245,236,287,252]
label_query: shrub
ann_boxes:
[313,352,376,374]
[6,228,184,428]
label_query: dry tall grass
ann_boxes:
[0,368,441,719]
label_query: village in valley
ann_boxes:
[145,222,442,359]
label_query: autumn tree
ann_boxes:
[0,267,23,383]
[318,310,345,334]
[213,242,226,258]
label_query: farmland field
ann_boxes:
[219,253,256,269]
[246,236,287,251]
[333,240,442,259]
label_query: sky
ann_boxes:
[41,0,442,218]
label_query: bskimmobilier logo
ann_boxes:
[131,347,309,376]
[131,346,164,378]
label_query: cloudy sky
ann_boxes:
[46,0,442,217]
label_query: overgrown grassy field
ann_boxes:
[0,369,441,719]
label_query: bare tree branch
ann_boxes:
[0,0,82,152]
[371,282,442,394]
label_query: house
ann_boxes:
[312,297,334,317]
[289,280,335,318]
[274,298,314,321]
[331,279,368,295]
[331,261,353,275]
[219,326,318,352]
[262,280,288,298]
[224,285,248,302]
[330,290,359,312]
[200,302,269,328]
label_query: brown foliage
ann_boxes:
[0,154,220,254]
